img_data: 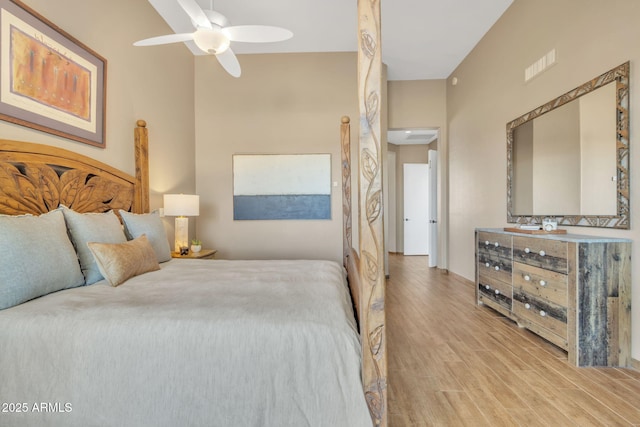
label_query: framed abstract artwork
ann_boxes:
[0,0,106,147]
[233,154,331,220]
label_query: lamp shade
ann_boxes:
[163,194,199,217]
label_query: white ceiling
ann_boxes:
[146,0,513,80]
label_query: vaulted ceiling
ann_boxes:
[146,0,513,80]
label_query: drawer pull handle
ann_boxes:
[540,280,547,287]
[485,285,490,290]
[539,250,546,256]
[524,248,530,254]
[494,242,500,247]
[524,275,531,281]
[494,266,500,271]
[540,310,546,317]
[485,240,490,246]
[525,303,531,309]
[494,289,500,295]
[485,262,490,267]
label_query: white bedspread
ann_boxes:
[0,259,371,427]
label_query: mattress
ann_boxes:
[0,259,371,427]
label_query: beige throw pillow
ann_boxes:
[87,235,160,287]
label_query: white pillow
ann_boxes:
[0,210,85,309]
[119,210,172,262]
[61,207,127,285]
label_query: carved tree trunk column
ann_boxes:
[341,116,352,262]
[357,0,387,425]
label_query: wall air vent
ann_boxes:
[525,49,556,82]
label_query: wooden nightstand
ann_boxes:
[171,249,217,260]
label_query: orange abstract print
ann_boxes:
[10,26,90,120]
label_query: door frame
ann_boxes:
[386,127,444,268]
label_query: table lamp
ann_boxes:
[163,194,200,253]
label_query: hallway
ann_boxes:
[386,254,640,426]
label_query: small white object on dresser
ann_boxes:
[475,228,631,367]
[542,217,558,231]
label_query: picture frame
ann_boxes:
[233,154,332,220]
[0,0,106,147]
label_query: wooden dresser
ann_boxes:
[475,228,631,367]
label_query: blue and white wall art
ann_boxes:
[233,154,331,220]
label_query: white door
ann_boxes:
[428,150,438,267]
[403,163,429,255]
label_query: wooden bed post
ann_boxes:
[134,120,150,213]
[341,116,352,263]
[357,0,387,425]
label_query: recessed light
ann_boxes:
[405,130,411,134]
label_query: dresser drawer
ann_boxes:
[512,262,567,308]
[477,253,512,285]
[513,236,567,273]
[478,273,512,311]
[513,299,568,350]
[478,284,512,313]
[477,231,512,259]
[478,273,512,298]
[513,290,567,340]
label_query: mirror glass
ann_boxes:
[507,62,629,229]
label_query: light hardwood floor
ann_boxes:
[387,254,640,427]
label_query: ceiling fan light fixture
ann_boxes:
[193,27,230,54]
[138,0,291,78]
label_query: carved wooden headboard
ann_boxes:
[0,120,149,216]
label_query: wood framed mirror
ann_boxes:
[507,61,630,229]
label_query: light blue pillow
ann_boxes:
[0,210,85,310]
[119,210,172,263]
[61,208,127,285]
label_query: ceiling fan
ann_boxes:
[134,0,293,78]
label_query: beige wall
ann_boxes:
[6,0,196,211]
[447,0,640,359]
[387,80,447,263]
[388,80,447,128]
[194,52,359,262]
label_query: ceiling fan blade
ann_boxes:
[133,33,194,47]
[177,0,212,29]
[224,25,293,43]
[216,48,241,78]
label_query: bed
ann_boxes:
[0,116,386,427]
[0,257,369,426]
[0,4,386,425]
